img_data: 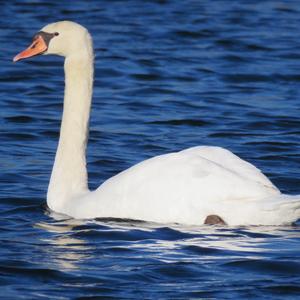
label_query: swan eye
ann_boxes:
[54,32,59,36]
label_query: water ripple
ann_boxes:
[1,0,300,299]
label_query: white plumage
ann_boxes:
[66,146,300,225]
[15,21,300,226]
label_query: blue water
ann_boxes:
[1,0,300,299]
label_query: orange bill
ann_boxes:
[13,35,47,62]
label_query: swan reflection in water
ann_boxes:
[35,213,91,270]
[35,209,300,271]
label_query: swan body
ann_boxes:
[14,21,300,226]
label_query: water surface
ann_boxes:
[1,1,300,299]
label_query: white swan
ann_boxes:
[14,21,300,226]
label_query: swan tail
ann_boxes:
[224,194,300,225]
[263,194,300,225]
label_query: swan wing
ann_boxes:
[180,146,277,191]
[68,146,280,224]
[98,146,279,199]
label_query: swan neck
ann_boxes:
[47,50,94,211]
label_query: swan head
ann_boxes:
[13,21,92,62]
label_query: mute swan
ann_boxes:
[14,21,300,226]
